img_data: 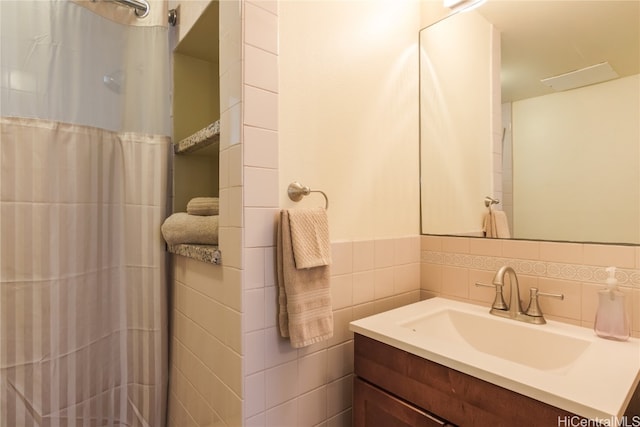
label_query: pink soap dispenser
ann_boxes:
[594,266,630,341]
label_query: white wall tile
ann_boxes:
[352,271,375,305]
[247,0,278,16]
[245,44,279,93]
[331,241,353,276]
[220,102,242,149]
[245,372,266,418]
[264,326,298,368]
[264,247,277,286]
[265,399,298,427]
[244,288,266,332]
[298,350,328,394]
[373,267,394,299]
[244,330,266,375]
[244,126,278,169]
[374,239,395,268]
[299,387,327,427]
[244,207,278,247]
[265,360,299,408]
[244,2,278,54]
[326,376,353,419]
[244,167,279,207]
[227,144,243,186]
[244,85,278,131]
[220,59,242,112]
[327,341,353,382]
[245,247,266,290]
[353,240,374,272]
[264,284,278,329]
[218,226,242,268]
[330,274,353,310]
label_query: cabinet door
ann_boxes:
[354,378,453,427]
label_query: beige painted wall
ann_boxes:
[278,0,421,241]
[513,74,640,244]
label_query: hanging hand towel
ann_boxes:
[161,213,218,245]
[288,207,331,269]
[492,210,511,238]
[483,209,511,239]
[277,209,333,348]
[187,197,219,216]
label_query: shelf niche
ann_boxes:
[172,0,220,214]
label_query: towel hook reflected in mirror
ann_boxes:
[484,196,500,208]
[288,181,329,210]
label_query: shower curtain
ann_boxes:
[0,1,170,426]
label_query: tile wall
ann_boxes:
[421,236,640,337]
[243,237,421,426]
[168,256,242,426]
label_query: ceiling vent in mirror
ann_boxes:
[540,62,619,92]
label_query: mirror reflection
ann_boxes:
[419,0,640,244]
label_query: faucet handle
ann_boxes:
[525,287,564,318]
[475,281,508,310]
[475,281,498,288]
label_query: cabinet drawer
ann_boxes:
[354,378,452,427]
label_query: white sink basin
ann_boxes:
[399,308,591,373]
[350,297,640,420]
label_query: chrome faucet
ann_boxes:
[476,265,564,325]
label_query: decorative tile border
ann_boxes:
[421,251,640,288]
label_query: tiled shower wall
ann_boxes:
[420,236,640,337]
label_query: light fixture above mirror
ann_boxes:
[444,0,487,13]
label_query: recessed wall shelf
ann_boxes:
[168,244,221,265]
[174,120,220,155]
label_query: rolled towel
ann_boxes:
[187,197,219,216]
[161,213,218,246]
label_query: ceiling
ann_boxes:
[477,0,640,102]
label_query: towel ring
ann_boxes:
[288,181,329,210]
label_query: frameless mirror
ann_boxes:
[419,0,639,245]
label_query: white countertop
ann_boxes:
[349,297,640,421]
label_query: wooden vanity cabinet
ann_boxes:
[355,377,453,427]
[353,334,593,427]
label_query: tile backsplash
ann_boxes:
[420,236,640,337]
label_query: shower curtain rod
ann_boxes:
[105,0,178,25]
[109,0,150,18]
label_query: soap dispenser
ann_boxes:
[594,267,630,341]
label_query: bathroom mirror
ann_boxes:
[419,0,640,245]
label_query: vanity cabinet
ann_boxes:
[354,377,452,427]
[353,334,593,427]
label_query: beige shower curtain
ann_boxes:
[0,1,170,426]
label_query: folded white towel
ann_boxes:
[187,197,219,216]
[277,209,333,348]
[288,207,331,269]
[161,213,218,245]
